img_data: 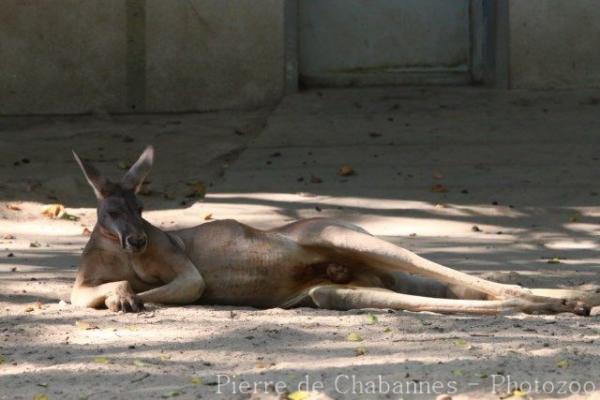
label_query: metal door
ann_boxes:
[298,0,480,86]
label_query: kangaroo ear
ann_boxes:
[121,145,154,193]
[72,151,110,200]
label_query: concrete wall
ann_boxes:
[0,0,285,114]
[509,0,600,89]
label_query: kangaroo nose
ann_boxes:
[126,235,147,250]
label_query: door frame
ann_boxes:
[284,0,509,91]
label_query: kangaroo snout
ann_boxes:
[125,234,148,252]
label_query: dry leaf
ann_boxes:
[159,354,171,361]
[547,257,561,264]
[383,327,392,333]
[202,213,213,221]
[367,313,378,324]
[6,204,22,211]
[41,204,79,221]
[454,338,468,347]
[162,391,181,398]
[0,355,6,365]
[24,306,35,313]
[337,165,355,176]
[163,191,177,200]
[94,356,109,364]
[30,241,41,248]
[32,395,48,400]
[133,359,146,367]
[138,184,152,196]
[82,227,92,236]
[355,346,367,356]
[346,332,363,342]
[555,359,569,368]
[75,320,99,330]
[288,391,311,400]
[186,181,206,198]
[190,377,203,385]
[41,204,65,219]
[2,234,15,240]
[431,184,449,193]
[569,211,582,222]
[500,389,528,399]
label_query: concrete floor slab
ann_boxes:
[2,88,600,399]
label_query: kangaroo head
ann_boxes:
[73,146,154,253]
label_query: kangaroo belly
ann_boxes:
[176,220,327,307]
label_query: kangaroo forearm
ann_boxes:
[137,274,205,305]
[71,281,129,308]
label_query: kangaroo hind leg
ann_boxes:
[306,284,583,315]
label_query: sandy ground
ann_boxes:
[2,87,600,399]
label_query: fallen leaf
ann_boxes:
[138,184,152,196]
[82,227,92,236]
[41,204,65,219]
[6,204,22,211]
[75,320,98,330]
[24,306,35,312]
[547,257,561,264]
[555,359,569,368]
[132,359,146,367]
[159,354,171,361]
[471,225,482,232]
[432,170,444,179]
[61,212,80,221]
[346,332,363,342]
[202,212,213,221]
[190,377,203,385]
[30,241,41,248]
[2,234,15,240]
[501,388,527,399]
[452,368,464,377]
[454,338,468,348]
[32,395,48,400]
[163,191,177,200]
[337,165,355,177]
[186,181,206,198]
[94,356,109,364]
[0,355,5,364]
[355,346,367,356]
[569,211,582,223]
[288,391,311,400]
[162,390,181,398]
[383,327,392,333]
[367,313,378,324]
[431,184,448,193]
